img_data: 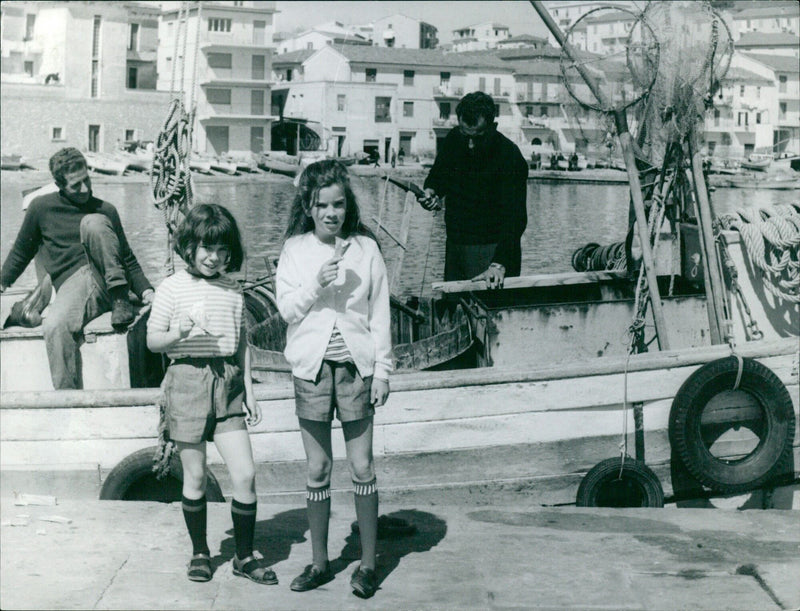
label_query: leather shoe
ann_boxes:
[350,565,377,598]
[290,563,333,592]
[111,298,135,328]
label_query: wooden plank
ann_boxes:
[432,270,628,294]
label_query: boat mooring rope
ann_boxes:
[718,203,800,303]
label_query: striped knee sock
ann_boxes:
[182,495,209,556]
[231,498,257,560]
[306,484,331,569]
[353,478,378,571]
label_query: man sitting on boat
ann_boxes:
[0,147,154,389]
[417,92,528,289]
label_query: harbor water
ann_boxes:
[1,171,796,299]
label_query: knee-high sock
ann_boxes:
[306,484,331,569]
[353,478,378,570]
[182,495,209,556]
[231,498,257,560]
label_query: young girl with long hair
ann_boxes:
[276,160,392,599]
[147,204,277,586]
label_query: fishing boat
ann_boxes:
[1,154,23,170]
[257,153,299,177]
[188,156,212,174]
[208,157,238,175]
[84,152,129,176]
[739,153,773,172]
[115,151,152,174]
[1,1,797,510]
[709,173,800,190]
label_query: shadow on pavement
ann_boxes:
[217,507,308,572]
[330,509,448,591]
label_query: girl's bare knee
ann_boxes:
[229,465,256,492]
[350,457,374,483]
[306,458,333,485]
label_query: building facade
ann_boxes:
[372,14,438,49]
[1,1,167,159]
[451,22,511,52]
[731,4,800,39]
[158,0,277,156]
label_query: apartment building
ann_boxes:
[272,46,518,160]
[580,7,637,55]
[731,4,799,39]
[373,14,438,49]
[1,1,167,159]
[276,21,370,54]
[704,59,777,158]
[451,22,511,52]
[496,34,548,50]
[744,53,799,154]
[125,2,159,90]
[540,1,637,48]
[158,1,277,156]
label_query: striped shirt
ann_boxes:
[324,325,352,363]
[147,269,243,358]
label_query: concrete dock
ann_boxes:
[2,499,798,610]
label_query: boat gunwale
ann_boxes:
[1,337,796,409]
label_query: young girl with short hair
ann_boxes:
[276,160,392,599]
[147,204,276,586]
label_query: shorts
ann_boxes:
[293,360,374,423]
[162,356,246,443]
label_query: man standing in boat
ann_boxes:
[0,147,154,389]
[418,91,528,288]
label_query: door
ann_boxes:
[253,20,265,45]
[399,134,412,158]
[252,55,265,80]
[206,126,229,156]
[250,126,263,153]
[384,138,391,163]
[88,124,101,152]
[251,89,264,115]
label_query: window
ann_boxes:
[756,112,761,124]
[403,101,414,117]
[780,102,787,118]
[208,18,232,32]
[740,85,745,96]
[24,61,34,77]
[251,89,264,115]
[129,23,139,51]
[440,71,450,85]
[91,61,99,98]
[91,15,101,98]
[540,106,548,117]
[127,66,137,88]
[779,75,787,93]
[25,14,35,40]
[207,88,232,104]
[479,77,486,92]
[337,94,346,111]
[51,127,64,141]
[737,111,748,126]
[250,126,263,153]
[439,102,451,120]
[253,20,266,45]
[286,68,293,81]
[374,96,391,122]
[366,68,377,82]
[714,109,720,126]
[252,54,265,80]
[403,70,414,86]
[207,53,232,69]
[494,77,500,96]
[88,125,100,152]
[756,86,760,98]
[307,42,313,50]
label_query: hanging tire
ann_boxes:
[576,456,664,507]
[669,356,795,494]
[244,286,278,329]
[100,446,225,502]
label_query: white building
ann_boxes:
[735,31,800,57]
[731,4,800,39]
[744,52,800,154]
[451,22,511,52]
[276,21,370,54]
[540,1,638,48]
[157,1,277,156]
[372,14,438,49]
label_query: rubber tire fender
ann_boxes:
[100,446,225,502]
[668,356,795,494]
[576,456,664,507]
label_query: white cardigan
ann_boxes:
[276,232,392,382]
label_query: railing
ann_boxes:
[432,85,464,97]
[432,117,457,127]
[200,104,269,118]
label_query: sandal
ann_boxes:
[187,553,212,582]
[233,555,278,585]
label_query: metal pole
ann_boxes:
[530,0,671,349]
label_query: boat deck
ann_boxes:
[1,498,798,610]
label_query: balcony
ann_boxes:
[432,117,457,127]
[433,85,464,98]
[198,104,276,121]
[200,75,272,87]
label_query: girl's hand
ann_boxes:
[244,395,262,427]
[176,312,194,338]
[317,255,342,287]
[371,378,389,407]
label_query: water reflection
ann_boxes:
[2,173,795,299]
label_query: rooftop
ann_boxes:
[736,31,800,46]
[723,66,776,85]
[733,5,800,19]
[744,52,800,73]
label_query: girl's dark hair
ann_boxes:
[175,204,245,272]
[284,159,378,244]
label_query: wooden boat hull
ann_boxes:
[257,157,299,177]
[1,339,797,505]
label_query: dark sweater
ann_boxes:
[1,190,152,295]
[424,126,528,270]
